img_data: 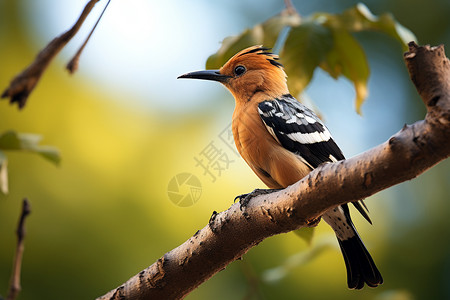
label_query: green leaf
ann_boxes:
[320,29,369,114]
[281,21,333,97]
[204,3,417,114]
[261,10,301,48]
[206,27,263,70]
[16,133,43,149]
[293,227,316,245]
[0,130,22,149]
[33,146,61,165]
[0,131,61,165]
[315,3,417,51]
[206,10,301,70]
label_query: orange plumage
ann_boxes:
[179,45,383,289]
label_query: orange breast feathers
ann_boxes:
[232,98,312,189]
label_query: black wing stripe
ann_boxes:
[258,96,371,223]
[258,96,345,167]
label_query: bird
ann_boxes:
[178,45,383,289]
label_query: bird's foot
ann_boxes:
[234,188,281,210]
[209,210,218,224]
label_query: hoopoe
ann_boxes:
[178,45,383,289]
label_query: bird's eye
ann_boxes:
[234,65,246,76]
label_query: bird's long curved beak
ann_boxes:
[177,70,230,83]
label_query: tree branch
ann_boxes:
[96,42,450,300]
[6,198,31,300]
[66,0,111,74]
[1,0,101,109]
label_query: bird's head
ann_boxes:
[178,45,288,103]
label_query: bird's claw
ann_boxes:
[209,210,218,224]
[235,188,280,210]
[238,193,253,210]
[234,193,248,203]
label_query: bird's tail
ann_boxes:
[337,230,383,289]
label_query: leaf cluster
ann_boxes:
[206,3,416,114]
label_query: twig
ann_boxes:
[1,0,101,109]
[67,0,111,74]
[6,198,31,300]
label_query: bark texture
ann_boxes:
[97,42,450,300]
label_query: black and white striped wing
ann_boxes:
[258,95,371,223]
[257,95,344,169]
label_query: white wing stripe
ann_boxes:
[286,130,331,144]
[304,115,317,124]
[329,154,338,162]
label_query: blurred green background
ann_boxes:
[1,0,449,299]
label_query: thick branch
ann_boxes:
[97,43,450,300]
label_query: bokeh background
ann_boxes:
[1,0,449,299]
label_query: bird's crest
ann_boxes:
[217,45,288,101]
[235,45,284,69]
[178,45,288,102]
